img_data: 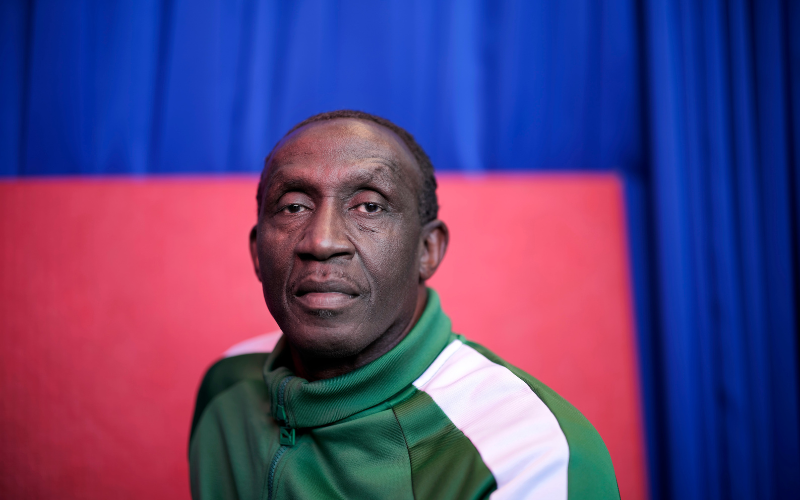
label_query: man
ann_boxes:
[189,110,620,499]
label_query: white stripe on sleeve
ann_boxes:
[413,340,570,500]
[223,331,282,357]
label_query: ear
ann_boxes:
[418,220,449,282]
[249,225,262,282]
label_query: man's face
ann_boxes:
[254,119,425,359]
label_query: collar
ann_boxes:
[262,288,454,429]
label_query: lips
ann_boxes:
[293,279,360,310]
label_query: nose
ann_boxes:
[295,199,354,261]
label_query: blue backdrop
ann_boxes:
[1,1,798,498]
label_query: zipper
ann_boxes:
[266,446,288,500]
[267,376,295,500]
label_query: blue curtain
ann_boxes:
[641,0,800,498]
[0,0,644,175]
[1,1,798,498]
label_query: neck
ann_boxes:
[288,285,429,381]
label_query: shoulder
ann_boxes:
[190,353,270,440]
[189,332,282,441]
[411,338,620,500]
[222,331,283,357]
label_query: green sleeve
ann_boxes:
[189,353,269,445]
[465,341,621,500]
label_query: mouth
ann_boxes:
[293,280,360,311]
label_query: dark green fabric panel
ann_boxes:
[336,385,418,425]
[274,409,413,499]
[189,379,278,500]
[465,341,620,500]
[189,353,270,442]
[393,390,496,500]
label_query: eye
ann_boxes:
[355,202,383,214]
[282,204,308,214]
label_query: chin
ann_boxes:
[283,323,375,359]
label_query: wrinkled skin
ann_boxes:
[250,119,448,381]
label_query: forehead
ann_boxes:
[266,118,420,184]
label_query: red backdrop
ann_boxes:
[0,175,646,499]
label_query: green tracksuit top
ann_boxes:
[189,290,620,499]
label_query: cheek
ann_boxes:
[358,226,421,293]
[258,230,294,281]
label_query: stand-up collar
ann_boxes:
[263,289,454,429]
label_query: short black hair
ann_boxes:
[256,110,438,225]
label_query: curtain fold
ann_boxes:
[642,0,799,498]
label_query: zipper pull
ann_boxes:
[279,426,295,446]
[276,404,287,423]
[276,403,295,445]
[276,376,295,446]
